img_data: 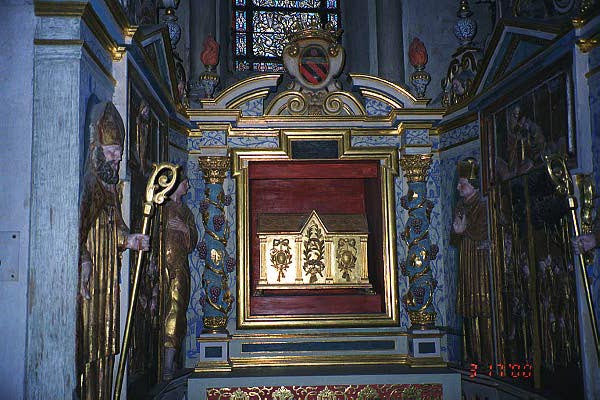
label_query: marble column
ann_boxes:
[399,154,439,330]
[198,156,234,333]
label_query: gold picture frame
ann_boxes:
[232,129,399,329]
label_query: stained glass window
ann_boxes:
[232,0,341,72]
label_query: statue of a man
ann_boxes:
[162,172,198,380]
[78,101,149,400]
[452,157,493,365]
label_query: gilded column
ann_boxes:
[399,154,439,329]
[198,156,234,333]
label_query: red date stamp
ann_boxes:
[469,363,533,379]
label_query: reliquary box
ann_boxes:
[257,210,372,290]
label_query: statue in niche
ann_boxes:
[452,157,493,365]
[77,101,149,400]
[162,171,198,380]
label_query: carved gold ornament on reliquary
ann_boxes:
[257,210,371,291]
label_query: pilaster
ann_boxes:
[27,39,84,399]
[196,155,234,372]
[399,154,438,329]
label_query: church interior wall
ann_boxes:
[341,0,372,76]
[0,2,35,399]
[5,0,600,398]
[375,0,404,84]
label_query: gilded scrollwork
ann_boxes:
[323,92,344,115]
[205,384,443,400]
[287,92,309,115]
[270,239,293,281]
[578,174,595,265]
[303,223,326,283]
[336,238,358,281]
[441,47,482,108]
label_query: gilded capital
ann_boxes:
[399,154,433,183]
[199,156,231,184]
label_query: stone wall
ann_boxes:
[0,2,35,399]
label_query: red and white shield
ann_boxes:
[299,45,329,85]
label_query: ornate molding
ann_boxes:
[399,154,433,183]
[199,156,231,184]
[34,2,127,62]
[441,46,482,108]
[206,384,443,400]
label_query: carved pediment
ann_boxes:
[474,20,560,97]
[131,25,179,105]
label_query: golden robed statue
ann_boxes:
[77,101,150,400]
[162,171,198,380]
[452,158,493,364]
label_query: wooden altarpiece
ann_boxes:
[475,21,582,396]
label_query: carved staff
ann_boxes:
[544,154,600,364]
[114,163,179,400]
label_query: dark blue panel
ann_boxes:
[418,342,437,354]
[205,346,223,358]
[242,340,395,353]
[291,140,339,159]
